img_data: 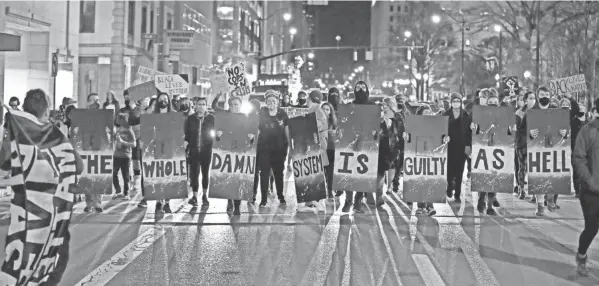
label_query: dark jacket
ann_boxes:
[184,112,215,154]
[378,112,404,159]
[257,107,289,151]
[571,117,585,150]
[515,108,529,150]
[443,108,472,148]
[572,119,599,194]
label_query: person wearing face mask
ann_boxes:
[120,90,145,195]
[470,93,503,215]
[328,87,341,112]
[571,102,587,198]
[249,98,275,203]
[185,97,216,209]
[443,93,471,203]
[295,91,308,108]
[341,81,376,213]
[515,91,536,200]
[178,95,191,115]
[391,93,410,192]
[528,86,568,215]
[256,90,290,207]
[281,93,291,107]
[377,97,403,204]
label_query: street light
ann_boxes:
[404,31,412,38]
[289,27,297,35]
[524,70,532,78]
[281,60,286,65]
[283,13,292,22]
[351,73,356,77]
[494,24,501,32]
[432,14,441,24]
[335,35,341,49]
[358,66,364,72]
[308,52,315,59]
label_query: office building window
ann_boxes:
[79,1,96,33]
[167,13,173,30]
[389,16,393,22]
[128,1,135,38]
[389,5,393,12]
[150,9,154,33]
[405,6,409,12]
[141,6,147,33]
[398,6,401,12]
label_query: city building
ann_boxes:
[78,1,214,102]
[0,1,80,108]
[260,1,294,74]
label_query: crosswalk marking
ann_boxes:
[412,254,446,286]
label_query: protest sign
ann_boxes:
[155,74,189,96]
[210,73,230,96]
[288,113,327,203]
[226,63,251,100]
[70,109,114,195]
[527,109,571,195]
[333,104,380,193]
[128,81,157,102]
[282,107,311,119]
[548,74,587,96]
[0,110,77,285]
[403,115,448,203]
[133,66,165,85]
[209,112,259,201]
[471,106,516,193]
[500,76,520,98]
[140,112,188,200]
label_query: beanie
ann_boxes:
[264,89,279,102]
[450,92,463,102]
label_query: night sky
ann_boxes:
[312,1,371,79]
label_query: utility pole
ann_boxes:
[157,1,166,73]
[534,0,541,90]
[460,20,465,96]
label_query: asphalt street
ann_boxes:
[0,175,597,286]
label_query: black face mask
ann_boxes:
[298,98,306,105]
[125,99,130,106]
[578,111,585,117]
[355,90,367,101]
[159,101,168,108]
[398,103,404,108]
[538,97,550,106]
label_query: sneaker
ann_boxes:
[112,193,123,199]
[163,203,172,214]
[335,191,343,197]
[375,198,385,207]
[123,195,131,200]
[518,191,526,200]
[426,207,436,216]
[297,204,317,213]
[513,186,519,194]
[202,195,209,206]
[259,201,267,208]
[446,189,454,198]
[155,202,163,213]
[535,204,544,216]
[342,200,352,213]
[530,197,537,204]
[250,194,256,203]
[233,207,241,215]
[486,208,497,216]
[279,198,287,205]
[492,200,500,208]
[576,253,589,277]
[95,207,103,213]
[84,206,92,213]
[189,196,198,207]
[548,203,557,212]
[137,199,147,208]
[415,208,425,215]
[477,201,486,213]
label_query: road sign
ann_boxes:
[51,52,58,77]
[0,33,21,52]
[142,33,157,40]
[155,74,189,96]
[166,30,195,50]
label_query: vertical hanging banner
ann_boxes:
[288,113,327,203]
[471,106,516,193]
[140,112,188,200]
[70,109,114,195]
[0,111,77,285]
[527,109,571,195]
[226,63,251,100]
[209,112,258,200]
[155,74,190,97]
[403,115,448,203]
[333,104,380,193]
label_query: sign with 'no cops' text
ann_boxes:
[155,74,189,96]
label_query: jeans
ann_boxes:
[578,191,599,255]
[113,156,130,195]
[189,151,211,192]
[258,149,286,202]
[324,149,335,192]
[447,151,467,198]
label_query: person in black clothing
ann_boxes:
[281,93,291,107]
[572,102,587,198]
[328,87,341,111]
[185,97,215,207]
[8,96,20,110]
[103,91,120,112]
[257,90,290,207]
[443,92,472,202]
[295,91,308,108]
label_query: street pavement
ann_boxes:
[0,175,598,286]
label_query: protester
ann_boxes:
[185,97,215,209]
[113,113,136,200]
[103,91,120,112]
[8,96,20,110]
[179,96,191,115]
[379,97,403,201]
[443,92,470,203]
[515,91,535,201]
[295,91,308,108]
[321,101,338,197]
[79,93,104,213]
[410,103,437,215]
[572,102,587,198]
[572,97,599,277]
[257,90,289,207]
[281,93,292,107]
[297,90,328,213]
[327,87,341,111]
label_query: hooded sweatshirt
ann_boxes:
[572,118,599,194]
[328,87,340,111]
[352,81,373,105]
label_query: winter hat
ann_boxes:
[264,89,279,102]
[450,92,463,102]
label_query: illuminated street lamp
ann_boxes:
[494,24,502,32]
[289,27,297,35]
[283,13,292,22]
[354,68,358,73]
[404,31,412,38]
[432,14,441,24]
[358,66,364,72]
[308,52,315,59]
[281,60,287,65]
[351,72,356,77]
[524,70,532,78]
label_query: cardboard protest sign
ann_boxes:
[209,112,258,201]
[403,115,448,203]
[128,81,157,102]
[548,74,587,96]
[288,113,327,203]
[333,104,380,193]
[70,109,114,195]
[527,109,571,195]
[282,107,311,119]
[140,112,188,200]
[471,106,516,193]
[226,63,251,100]
[500,76,520,99]
[134,66,165,85]
[155,74,189,96]
[210,73,230,96]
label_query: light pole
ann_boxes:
[494,24,503,77]
[335,35,341,49]
[289,27,297,44]
[404,30,413,96]
[257,11,291,75]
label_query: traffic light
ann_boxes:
[307,61,314,71]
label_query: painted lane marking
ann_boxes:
[412,254,446,286]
